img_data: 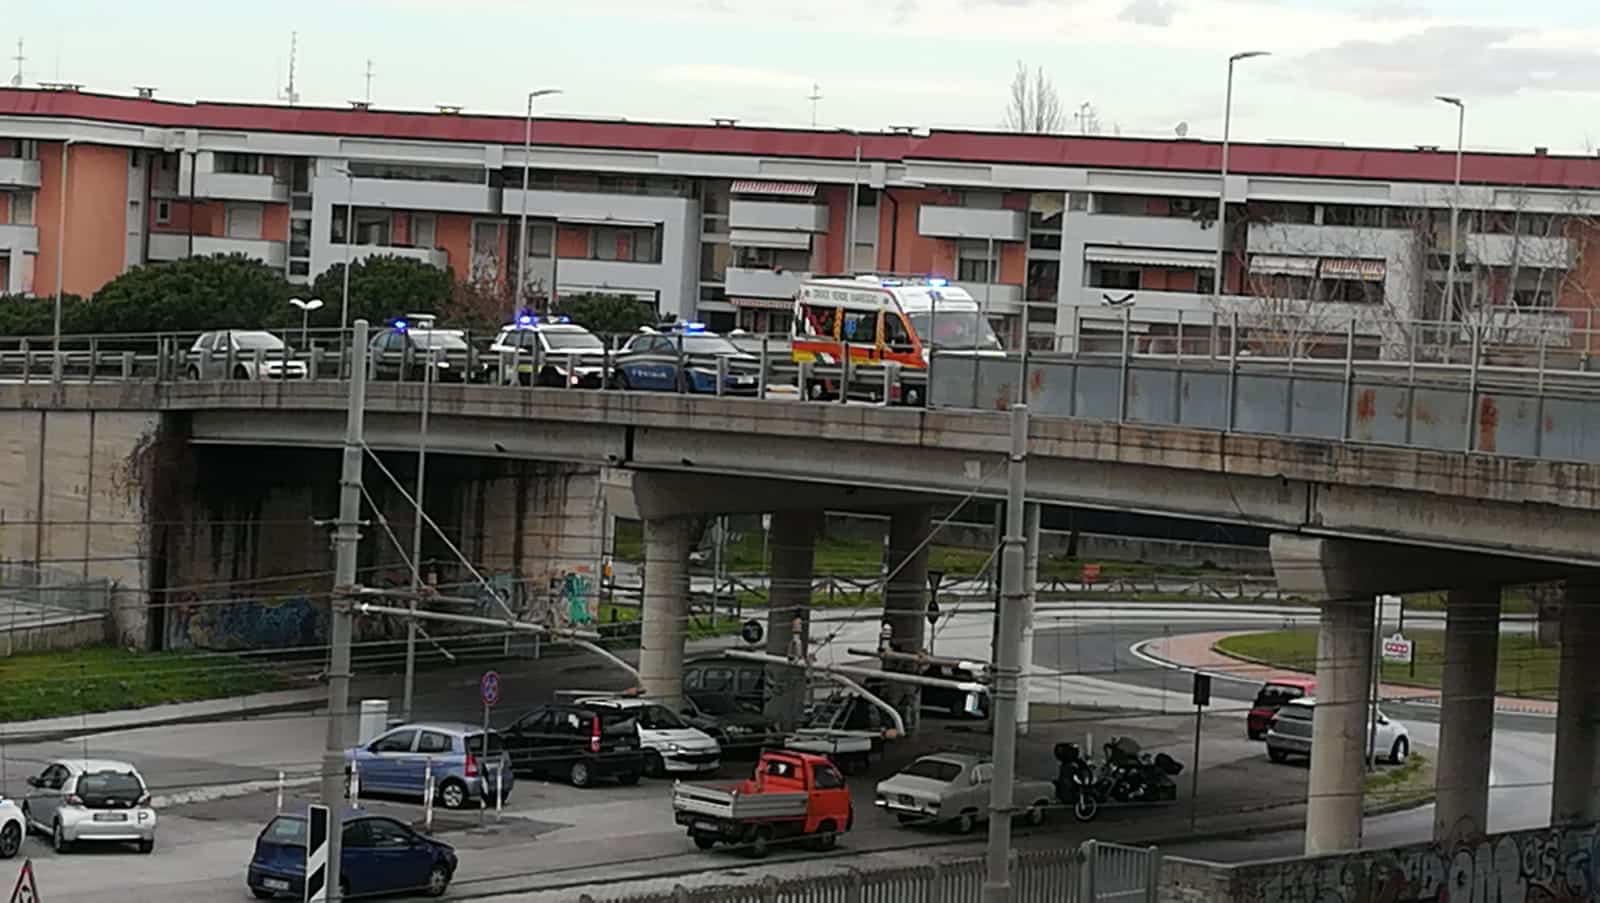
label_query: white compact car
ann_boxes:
[23,759,157,854]
[0,797,23,858]
[1266,698,1411,765]
[578,697,722,778]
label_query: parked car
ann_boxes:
[684,655,769,712]
[0,796,22,858]
[576,696,722,778]
[611,323,761,395]
[1247,677,1315,740]
[485,315,607,387]
[500,702,645,787]
[367,324,472,383]
[1265,698,1411,765]
[22,759,156,853]
[919,662,990,719]
[672,750,852,857]
[186,330,307,381]
[875,752,1054,833]
[344,722,513,809]
[246,808,456,900]
[682,692,780,758]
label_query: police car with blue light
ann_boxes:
[486,312,608,387]
[367,315,474,383]
[612,322,761,395]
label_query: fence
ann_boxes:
[576,841,1159,903]
[0,560,113,615]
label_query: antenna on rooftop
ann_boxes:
[9,39,22,88]
[807,82,823,128]
[364,58,374,103]
[279,32,300,105]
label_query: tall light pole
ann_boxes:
[336,166,357,334]
[52,139,75,357]
[1213,51,1270,305]
[402,321,435,721]
[1437,96,1466,325]
[288,297,324,349]
[516,88,563,317]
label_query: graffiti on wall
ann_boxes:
[164,592,326,651]
[563,571,594,626]
[1240,823,1600,903]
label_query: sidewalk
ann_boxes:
[1142,630,1557,716]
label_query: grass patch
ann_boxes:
[1216,629,1560,699]
[594,604,742,642]
[1403,589,1536,616]
[1365,750,1433,808]
[0,646,291,723]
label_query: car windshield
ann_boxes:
[1256,684,1307,706]
[595,710,638,735]
[1277,704,1314,721]
[545,329,605,351]
[465,732,505,755]
[77,770,143,802]
[670,334,741,355]
[639,705,687,730]
[901,758,964,782]
[261,816,307,846]
[692,693,747,717]
[908,311,1002,351]
[234,332,285,350]
[407,330,469,350]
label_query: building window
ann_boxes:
[347,161,484,184]
[1246,202,1315,225]
[1088,265,1141,290]
[1026,260,1059,304]
[1319,278,1384,304]
[593,226,660,263]
[289,260,310,277]
[1321,205,1389,228]
[10,192,34,226]
[735,246,808,271]
[1029,232,1062,251]
[225,204,263,239]
[957,258,992,283]
[527,223,553,257]
[852,243,875,271]
[215,153,265,175]
[698,284,727,303]
[290,219,311,258]
[155,199,171,225]
[700,242,731,281]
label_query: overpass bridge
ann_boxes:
[1,338,1599,858]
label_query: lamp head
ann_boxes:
[1436,95,1464,109]
[1231,50,1271,63]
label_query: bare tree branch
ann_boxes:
[1002,61,1065,134]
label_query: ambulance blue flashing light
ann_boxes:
[927,277,948,287]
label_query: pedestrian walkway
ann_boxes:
[1143,630,1557,716]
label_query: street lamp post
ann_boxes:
[1213,51,1270,306]
[402,322,435,721]
[1437,96,1466,327]
[516,88,563,318]
[336,167,357,336]
[288,297,324,349]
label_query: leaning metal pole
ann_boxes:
[983,398,1029,903]
[322,319,368,901]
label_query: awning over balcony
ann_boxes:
[1320,258,1386,281]
[1084,246,1216,269]
[730,296,795,310]
[558,215,659,228]
[729,228,813,250]
[1249,254,1319,276]
[730,180,818,197]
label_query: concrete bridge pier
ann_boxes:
[1433,585,1502,842]
[637,516,694,710]
[764,509,823,729]
[1305,595,1376,855]
[1552,578,1600,826]
[883,505,933,734]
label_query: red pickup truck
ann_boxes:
[671,750,853,858]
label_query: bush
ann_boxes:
[310,255,455,329]
[88,255,295,333]
[558,293,658,336]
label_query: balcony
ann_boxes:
[347,177,498,215]
[193,172,289,204]
[1069,287,1393,338]
[955,282,1024,314]
[0,224,37,253]
[191,236,288,267]
[343,244,450,270]
[1080,213,1213,251]
[918,206,1026,242]
[1466,233,1574,269]
[1247,222,1413,260]
[0,158,41,189]
[726,267,808,300]
[729,199,829,234]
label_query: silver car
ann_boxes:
[874,752,1055,834]
[186,330,307,381]
[23,759,157,853]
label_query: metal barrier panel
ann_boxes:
[1085,841,1159,903]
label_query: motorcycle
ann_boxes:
[1052,742,1101,822]
[1054,737,1184,823]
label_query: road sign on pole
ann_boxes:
[1382,633,1413,664]
[304,804,330,903]
[480,670,501,707]
[9,859,38,903]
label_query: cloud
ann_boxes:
[1298,26,1600,100]
[1118,0,1178,26]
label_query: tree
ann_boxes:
[557,293,658,337]
[0,294,75,336]
[446,273,520,335]
[88,254,294,333]
[309,255,455,329]
[1001,61,1064,135]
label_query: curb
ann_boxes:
[0,690,328,743]
[1128,791,1437,851]
[153,776,319,809]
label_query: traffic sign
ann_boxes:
[925,597,941,627]
[740,619,764,645]
[1382,633,1413,664]
[304,805,329,903]
[1192,673,1212,708]
[480,670,501,707]
[9,859,37,903]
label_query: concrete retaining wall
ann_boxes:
[1,614,111,654]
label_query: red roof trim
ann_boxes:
[4,88,1600,190]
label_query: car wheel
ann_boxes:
[1390,736,1409,765]
[232,365,250,381]
[616,771,642,787]
[52,819,69,854]
[186,366,200,381]
[644,751,665,779]
[811,820,838,851]
[903,386,922,407]
[425,863,451,897]
[138,838,154,854]
[1268,747,1289,764]
[251,890,275,900]
[613,372,633,391]
[956,811,979,835]
[0,820,20,858]
[692,834,717,851]
[569,761,592,788]
[747,825,773,859]
[1026,800,1049,826]
[438,779,468,810]
[1073,794,1099,823]
[896,813,918,825]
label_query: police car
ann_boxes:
[485,313,608,387]
[613,322,761,395]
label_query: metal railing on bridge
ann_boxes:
[574,840,1159,903]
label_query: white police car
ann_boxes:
[613,322,760,395]
[486,313,607,387]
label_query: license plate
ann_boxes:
[263,878,290,891]
[92,813,126,822]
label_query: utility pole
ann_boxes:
[982,400,1029,903]
[364,59,374,103]
[321,319,369,902]
[807,82,823,128]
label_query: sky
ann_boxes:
[8,0,1600,154]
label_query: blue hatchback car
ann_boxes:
[246,808,456,899]
[612,324,761,395]
[346,722,513,810]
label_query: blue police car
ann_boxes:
[612,323,761,395]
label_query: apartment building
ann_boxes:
[3,86,1600,353]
